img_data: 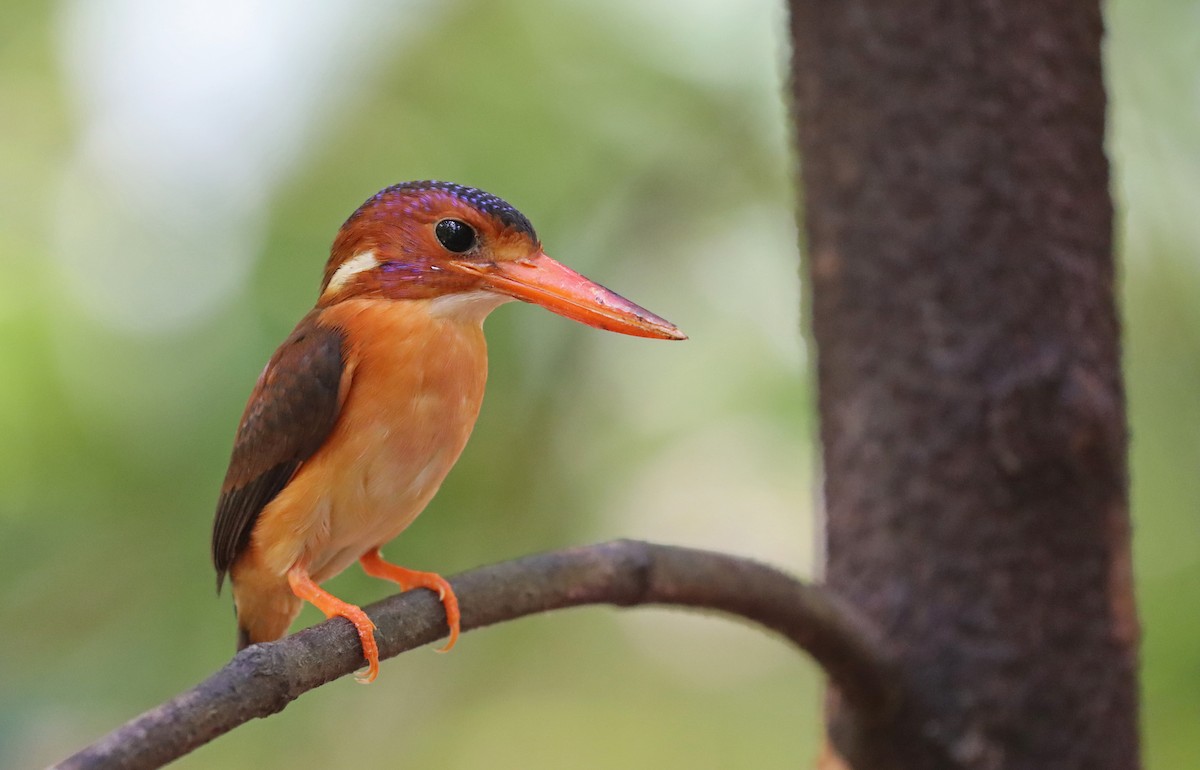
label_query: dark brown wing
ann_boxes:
[212,313,348,590]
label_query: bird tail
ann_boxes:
[230,573,302,649]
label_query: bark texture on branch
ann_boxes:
[57,540,896,770]
[789,1,1139,768]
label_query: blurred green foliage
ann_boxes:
[0,0,1195,768]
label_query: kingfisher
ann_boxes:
[212,180,684,682]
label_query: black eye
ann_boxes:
[434,219,476,253]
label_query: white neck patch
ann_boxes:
[323,250,379,298]
[428,290,511,323]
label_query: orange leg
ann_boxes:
[359,549,460,652]
[286,565,380,683]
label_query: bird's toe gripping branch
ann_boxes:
[360,549,461,652]
[286,565,380,683]
[282,552,461,685]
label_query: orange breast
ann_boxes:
[248,297,491,583]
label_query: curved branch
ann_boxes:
[57,540,898,770]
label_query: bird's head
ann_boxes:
[317,181,685,340]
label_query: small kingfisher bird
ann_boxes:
[212,180,684,681]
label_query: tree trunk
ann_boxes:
[788,2,1140,768]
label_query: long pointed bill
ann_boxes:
[472,252,686,340]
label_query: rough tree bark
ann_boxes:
[789,1,1139,768]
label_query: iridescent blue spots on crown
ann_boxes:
[353,180,536,240]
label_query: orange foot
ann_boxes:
[287,565,380,683]
[360,548,460,652]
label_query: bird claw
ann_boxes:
[356,553,459,656]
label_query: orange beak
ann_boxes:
[467,252,686,340]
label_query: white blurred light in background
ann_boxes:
[52,0,437,334]
[589,205,808,686]
[608,419,811,570]
[606,418,812,686]
[592,0,786,88]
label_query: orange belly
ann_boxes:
[230,296,493,642]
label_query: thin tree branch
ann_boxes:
[56,540,898,770]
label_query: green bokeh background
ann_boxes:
[1,1,1195,767]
